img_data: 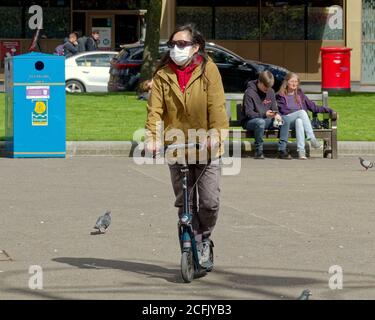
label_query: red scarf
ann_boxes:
[169,55,203,93]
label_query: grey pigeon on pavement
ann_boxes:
[93,210,111,233]
[359,157,374,170]
[297,289,312,300]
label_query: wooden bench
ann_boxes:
[225,92,338,159]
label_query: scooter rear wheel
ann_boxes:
[181,250,194,283]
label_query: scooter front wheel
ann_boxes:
[181,250,195,283]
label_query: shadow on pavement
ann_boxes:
[52,257,323,299]
[52,257,182,283]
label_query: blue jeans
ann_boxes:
[281,110,316,152]
[244,118,289,152]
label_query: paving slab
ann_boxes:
[0,156,374,299]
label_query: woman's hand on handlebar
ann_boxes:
[145,140,162,155]
[206,136,220,152]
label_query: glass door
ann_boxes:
[362,0,375,84]
[88,14,115,51]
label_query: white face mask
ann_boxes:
[170,45,193,66]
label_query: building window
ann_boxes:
[261,1,305,40]
[176,0,344,41]
[307,1,344,40]
[0,6,23,38]
[215,5,259,40]
[73,0,141,10]
[24,7,71,38]
[73,12,86,36]
[0,1,70,39]
[176,6,213,39]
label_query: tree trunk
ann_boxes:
[139,0,163,87]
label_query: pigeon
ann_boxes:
[359,157,374,170]
[297,289,312,300]
[93,210,111,233]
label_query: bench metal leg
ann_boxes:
[323,139,331,158]
[331,128,338,159]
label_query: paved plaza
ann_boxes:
[0,156,374,299]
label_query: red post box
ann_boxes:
[320,47,352,92]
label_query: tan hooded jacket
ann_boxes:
[146,58,229,159]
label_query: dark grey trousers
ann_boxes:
[169,162,221,242]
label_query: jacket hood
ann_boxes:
[246,79,258,90]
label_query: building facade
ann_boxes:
[0,0,374,84]
[160,0,374,84]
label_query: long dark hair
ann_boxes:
[154,24,208,76]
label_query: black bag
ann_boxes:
[311,112,330,129]
[311,113,322,129]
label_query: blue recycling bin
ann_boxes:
[4,52,66,158]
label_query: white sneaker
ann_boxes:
[200,241,211,264]
[309,138,323,150]
[298,151,307,160]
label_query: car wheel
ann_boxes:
[66,80,85,93]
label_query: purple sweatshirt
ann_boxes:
[276,89,333,115]
[241,80,278,126]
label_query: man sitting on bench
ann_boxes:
[240,71,290,160]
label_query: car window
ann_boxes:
[130,46,170,61]
[76,56,86,67]
[159,46,169,58]
[207,48,231,64]
[117,49,130,60]
[131,50,143,60]
[82,54,113,67]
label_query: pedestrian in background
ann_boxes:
[86,30,100,51]
[63,32,78,58]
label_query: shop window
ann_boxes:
[307,1,344,40]
[73,12,86,36]
[48,0,70,6]
[261,1,305,40]
[176,0,211,5]
[178,0,345,41]
[73,0,141,10]
[176,7,213,39]
[0,7,23,38]
[215,6,259,40]
[42,7,70,38]
[0,1,70,38]
[115,15,139,47]
[24,7,70,38]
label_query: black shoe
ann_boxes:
[278,151,292,160]
[254,151,265,159]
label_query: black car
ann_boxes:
[108,42,288,93]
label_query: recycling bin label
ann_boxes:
[26,86,50,99]
[26,86,50,126]
[31,100,48,126]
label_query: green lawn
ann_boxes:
[0,92,147,141]
[0,92,374,141]
[327,93,375,141]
